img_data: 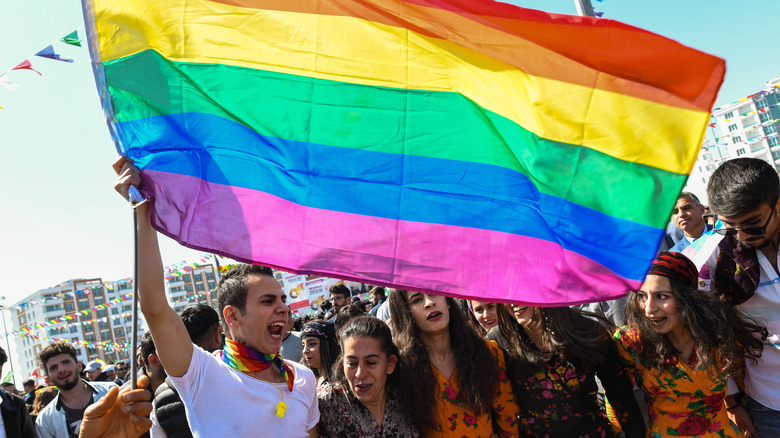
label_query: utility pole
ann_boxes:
[574,0,596,17]
[0,297,14,382]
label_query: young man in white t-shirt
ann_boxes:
[703,158,780,438]
[113,157,319,437]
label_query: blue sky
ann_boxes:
[1,0,779,306]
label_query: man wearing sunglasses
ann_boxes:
[703,157,780,437]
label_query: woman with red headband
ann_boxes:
[616,252,767,437]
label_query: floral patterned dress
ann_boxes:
[509,330,645,438]
[317,381,419,437]
[614,326,739,438]
[430,339,520,438]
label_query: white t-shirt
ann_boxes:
[169,345,319,437]
[702,248,780,410]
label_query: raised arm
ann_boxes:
[113,157,194,377]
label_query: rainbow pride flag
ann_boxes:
[82,0,724,305]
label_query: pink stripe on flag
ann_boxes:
[142,170,638,305]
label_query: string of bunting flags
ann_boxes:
[17,280,134,308]
[13,311,136,338]
[1,29,83,109]
[20,334,132,353]
[164,254,225,280]
[12,253,233,310]
[7,288,220,339]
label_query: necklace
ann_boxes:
[65,381,90,410]
[272,365,287,419]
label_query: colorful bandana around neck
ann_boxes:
[220,338,294,392]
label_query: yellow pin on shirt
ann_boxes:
[276,401,287,418]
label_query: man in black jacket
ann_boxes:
[151,304,222,437]
[0,346,36,438]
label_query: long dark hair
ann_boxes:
[494,304,613,379]
[301,321,340,381]
[625,278,767,378]
[388,290,499,434]
[332,316,401,386]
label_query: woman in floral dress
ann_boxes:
[317,315,418,437]
[616,252,767,438]
[490,302,645,437]
[388,291,519,437]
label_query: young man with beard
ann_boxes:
[702,158,780,437]
[35,341,116,438]
[113,157,318,437]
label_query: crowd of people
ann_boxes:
[3,156,778,437]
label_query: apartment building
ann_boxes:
[10,277,146,382]
[711,76,780,168]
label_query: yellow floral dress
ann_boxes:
[429,339,519,438]
[614,326,739,438]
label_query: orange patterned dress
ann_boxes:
[614,326,739,438]
[428,339,519,438]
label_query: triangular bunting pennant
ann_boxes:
[35,45,74,63]
[61,30,82,47]
[12,60,42,76]
[0,73,20,91]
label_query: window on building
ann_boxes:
[760,112,771,122]
[208,281,216,290]
[111,308,119,315]
[196,283,204,291]
[206,272,215,280]
[69,325,78,333]
[86,334,96,342]
[18,315,26,324]
[728,124,738,132]
[45,304,63,313]
[114,327,124,337]
[770,137,780,147]
[84,323,93,332]
[733,136,742,143]
[772,150,780,160]
[99,321,109,330]
[724,111,734,119]
[114,317,121,325]
[65,302,75,311]
[97,309,107,318]
[95,297,105,306]
[757,99,768,109]
[183,274,191,282]
[766,125,777,134]
[79,300,89,310]
[185,285,193,292]
[736,148,746,156]
[122,305,131,312]
[101,330,111,340]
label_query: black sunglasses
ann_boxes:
[714,203,777,236]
